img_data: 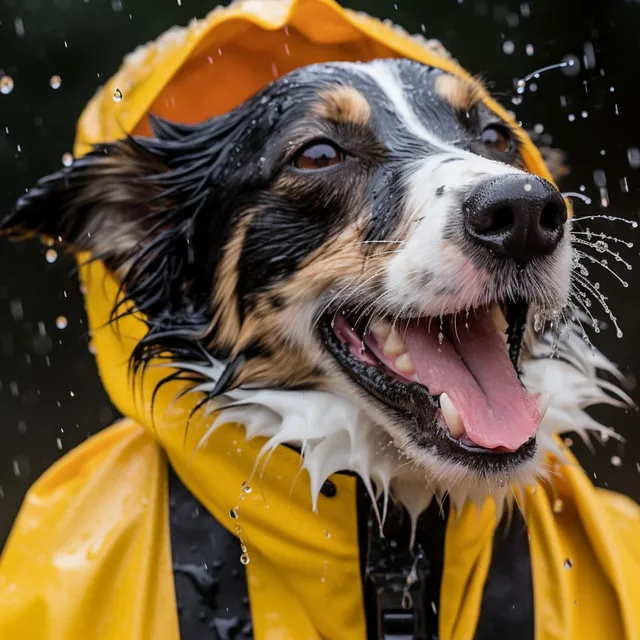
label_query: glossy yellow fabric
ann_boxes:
[1,1,638,638]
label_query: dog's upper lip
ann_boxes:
[323,302,546,454]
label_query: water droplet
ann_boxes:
[1,76,14,95]
[324,529,332,539]
[50,75,62,90]
[583,41,596,69]
[525,44,534,56]
[581,110,588,118]
[45,249,58,263]
[561,54,581,77]
[627,148,640,169]
[568,114,576,122]
[611,455,622,467]
[62,153,73,167]
[523,182,533,192]
[534,313,543,332]
[229,507,238,520]
[241,481,252,494]
[552,498,564,513]
[564,437,574,447]
[55,315,68,330]
[594,240,608,253]
[113,88,123,102]
[503,40,515,55]
[240,553,250,565]
[437,332,444,345]
[564,558,573,570]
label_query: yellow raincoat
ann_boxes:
[1,1,639,638]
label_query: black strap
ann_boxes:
[168,466,253,640]
[359,481,446,640]
[474,509,534,640]
[358,478,535,640]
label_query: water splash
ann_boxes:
[516,59,576,94]
[563,191,592,205]
[0,76,14,95]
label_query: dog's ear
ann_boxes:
[1,112,254,366]
[1,138,171,275]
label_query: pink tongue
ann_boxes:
[401,311,540,451]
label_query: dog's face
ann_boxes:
[3,59,572,486]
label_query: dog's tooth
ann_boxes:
[370,318,392,340]
[537,392,550,421]
[395,353,415,374]
[383,327,405,356]
[440,393,464,439]
[490,303,508,335]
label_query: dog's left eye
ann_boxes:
[293,141,345,170]
[480,124,512,153]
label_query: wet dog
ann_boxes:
[2,59,597,513]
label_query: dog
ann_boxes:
[1,58,620,524]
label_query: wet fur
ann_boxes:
[0,59,618,507]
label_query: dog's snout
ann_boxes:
[463,175,567,263]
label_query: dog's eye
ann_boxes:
[480,125,512,153]
[293,141,345,170]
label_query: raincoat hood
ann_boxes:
[1,1,640,639]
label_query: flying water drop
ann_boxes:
[0,76,14,95]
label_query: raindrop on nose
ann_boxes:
[0,76,14,95]
[50,75,62,90]
[113,88,123,102]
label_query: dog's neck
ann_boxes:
[175,322,628,541]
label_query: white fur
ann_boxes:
[173,320,631,544]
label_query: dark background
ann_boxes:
[1,0,639,548]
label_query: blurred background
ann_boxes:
[1,0,639,547]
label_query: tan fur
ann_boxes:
[209,213,253,349]
[435,73,487,113]
[311,85,372,127]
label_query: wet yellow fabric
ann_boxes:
[1,1,638,638]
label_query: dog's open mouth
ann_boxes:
[320,299,546,463]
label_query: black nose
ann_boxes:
[463,175,567,263]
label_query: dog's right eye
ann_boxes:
[293,141,345,170]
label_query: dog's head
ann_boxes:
[2,59,573,489]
